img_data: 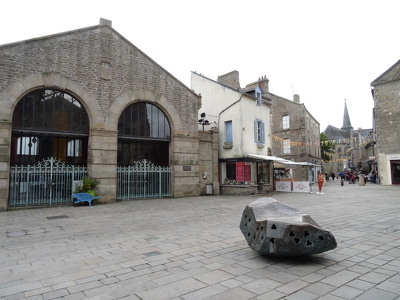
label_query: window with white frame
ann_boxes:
[254,119,265,144]
[282,138,291,154]
[282,115,290,129]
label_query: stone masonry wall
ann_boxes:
[0,24,202,209]
[198,128,219,195]
[373,79,400,184]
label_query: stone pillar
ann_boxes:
[171,135,200,197]
[89,129,118,203]
[198,128,220,196]
[0,121,11,211]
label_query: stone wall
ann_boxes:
[373,78,400,185]
[198,128,219,195]
[268,92,321,180]
[0,24,202,209]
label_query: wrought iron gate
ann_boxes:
[117,159,171,200]
[9,157,87,207]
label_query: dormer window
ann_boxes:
[256,91,262,105]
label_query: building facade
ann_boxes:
[191,71,274,195]
[323,101,373,176]
[244,77,321,182]
[371,59,400,185]
[0,19,206,210]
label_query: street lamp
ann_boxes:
[198,112,210,131]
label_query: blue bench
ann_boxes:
[72,193,102,206]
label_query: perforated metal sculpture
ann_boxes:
[240,198,337,255]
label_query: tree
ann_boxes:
[320,133,335,163]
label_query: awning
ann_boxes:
[247,154,320,167]
[247,154,289,163]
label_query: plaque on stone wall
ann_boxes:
[100,62,112,80]
[183,166,191,171]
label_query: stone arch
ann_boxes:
[0,72,102,126]
[107,89,183,132]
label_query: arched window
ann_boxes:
[11,89,89,165]
[118,102,171,166]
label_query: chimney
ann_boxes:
[100,18,112,27]
[258,75,269,93]
[293,94,300,104]
[217,71,241,89]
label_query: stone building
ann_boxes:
[322,101,373,176]
[371,59,400,185]
[0,19,214,210]
[244,77,321,182]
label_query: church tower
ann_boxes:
[341,100,354,169]
[341,100,354,147]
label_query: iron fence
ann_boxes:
[117,159,171,200]
[9,157,87,207]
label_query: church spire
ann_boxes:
[342,99,353,130]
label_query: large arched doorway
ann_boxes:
[11,89,89,165]
[117,102,171,199]
[9,89,90,206]
[117,102,170,166]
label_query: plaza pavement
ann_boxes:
[1,180,400,300]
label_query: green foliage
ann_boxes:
[75,177,99,195]
[320,133,335,163]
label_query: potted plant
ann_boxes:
[75,177,99,196]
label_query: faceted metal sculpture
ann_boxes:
[240,198,337,255]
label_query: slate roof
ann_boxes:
[342,101,352,129]
[323,125,350,140]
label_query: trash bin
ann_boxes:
[206,183,213,195]
[359,174,365,186]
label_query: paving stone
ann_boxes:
[136,278,206,299]
[354,288,398,300]
[242,277,283,294]
[42,288,70,300]
[346,278,375,291]
[1,184,400,300]
[304,282,336,296]
[285,289,320,300]
[321,270,361,287]
[181,284,228,300]
[331,285,364,299]
[205,287,256,300]
[255,289,286,300]
[275,279,310,295]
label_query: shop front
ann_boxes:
[247,154,321,193]
[219,157,273,195]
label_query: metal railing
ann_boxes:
[117,159,171,200]
[9,157,87,207]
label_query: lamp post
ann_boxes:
[198,112,210,131]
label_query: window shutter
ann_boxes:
[261,121,265,143]
[254,120,257,141]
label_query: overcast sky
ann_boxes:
[1,0,399,132]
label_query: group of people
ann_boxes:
[324,170,377,184]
